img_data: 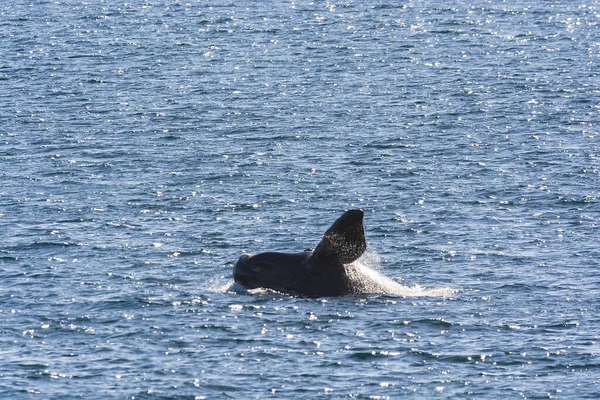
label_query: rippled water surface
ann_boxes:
[1,1,599,398]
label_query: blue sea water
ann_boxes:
[1,0,599,398]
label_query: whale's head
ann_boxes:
[232,210,367,297]
[233,251,316,294]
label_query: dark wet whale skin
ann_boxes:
[233,250,356,297]
[233,210,376,297]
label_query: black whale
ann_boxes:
[233,209,396,297]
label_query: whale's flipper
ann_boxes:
[313,209,367,265]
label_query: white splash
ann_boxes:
[206,276,237,293]
[349,250,455,297]
[209,279,273,295]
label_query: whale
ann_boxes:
[233,209,408,297]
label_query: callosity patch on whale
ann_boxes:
[232,209,453,297]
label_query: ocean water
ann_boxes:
[1,0,599,398]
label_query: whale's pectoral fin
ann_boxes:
[312,209,367,265]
